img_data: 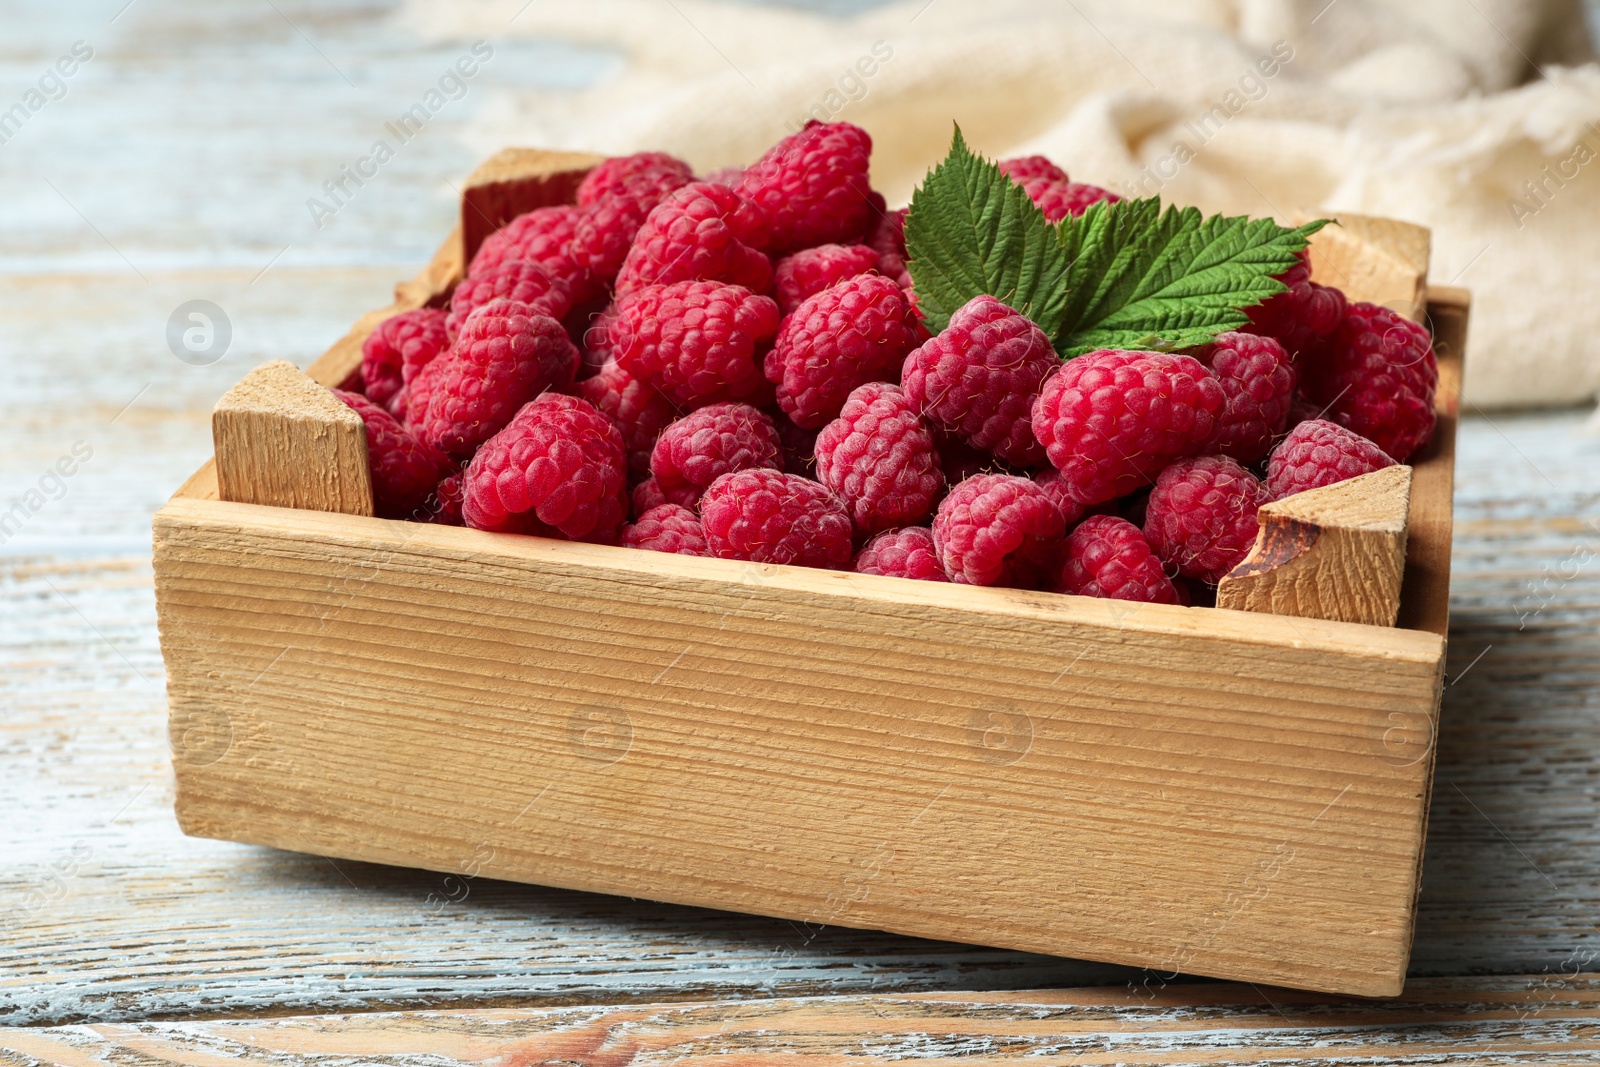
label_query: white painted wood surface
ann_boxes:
[3,0,1599,1035]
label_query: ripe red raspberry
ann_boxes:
[332,390,450,519]
[1265,418,1396,499]
[864,205,910,288]
[610,280,781,409]
[462,393,627,541]
[1031,468,1089,527]
[1143,456,1269,584]
[772,244,880,315]
[417,300,580,461]
[1016,178,1121,222]
[699,469,853,569]
[614,182,772,297]
[361,307,448,417]
[902,294,1056,466]
[631,476,701,518]
[701,165,745,188]
[447,260,574,338]
[737,121,873,253]
[1300,301,1438,461]
[1202,331,1296,464]
[651,402,782,495]
[765,274,917,429]
[576,152,694,206]
[932,473,1065,588]
[576,359,679,481]
[853,526,949,582]
[621,503,709,556]
[467,206,590,287]
[423,471,465,526]
[574,301,620,378]
[1032,349,1225,505]
[998,156,1069,184]
[814,382,944,533]
[1245,252,1347,358]
[1053,514,1181,604]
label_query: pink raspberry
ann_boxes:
[610,280,781,409]
[467,206,590,288]
[622,503,709,556]
[902,294,1056,466]
[814,382,944,533]
[447,260,574,338]
[418,300,580,460]
[1053,514,1181,604]
[631,476,701,518]
[1016,177,1121,222]
[773,244,880,315]
[701,165,745,187]
[424,471,465,526]
[1300,301,1438,461]
[1245,252,1347,358]
[853,526,949,582]
[997,156,1069,184]
[576,359,679,481]
[462,393,627,541]
[765,274,917,429]
[574,302,620,378]
[361,307,448,417]
[651,402,782,495]
[737,121,873,253]
[864,205,910,288]
[1143,456,1270,584]
[1202,331,1296,464]
[1031,468,1089,527]
[332,390,450,519]
[1265,419,1396,499]
[932,473,1066,588]
[1031,349,1225,505]
[699,469,853,569]
[576,152,694,206]
[614,182,772,297]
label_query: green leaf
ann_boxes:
[904,126,1070,337]
[1054,198,1328,357]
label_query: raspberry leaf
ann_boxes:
[905,127,1070,337]
[1055,198,1328,357]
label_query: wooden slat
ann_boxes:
[459,147,605,266]
[1305,212,1431,321]
[4,976,1599,1064]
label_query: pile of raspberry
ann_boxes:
[334,132,1437,605]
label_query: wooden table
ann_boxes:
[3,1,1599,1060]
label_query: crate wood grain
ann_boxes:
[152,151,1463,1000]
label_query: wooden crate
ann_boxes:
[153,150,1466,999]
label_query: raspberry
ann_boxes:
[332,390,450,519]
[1053,514,1181,604]
[447,260,574,338]
[998,156,1069,184]
[773,244,880,315]
[577,359,679,481]
[1265,419,1396,499]
[1032,468,1089,527]
[361,308,448,417]
[575,302,620,378]
[1245,252,1347,358]
[1202,331,1295,464]
[1016,177,1121,222]
[737,121,873,253]
[1143,456,1269,584]
[700,165,745,187]
[631,476,701,517]
[699,469,853,569]
[853,526,949,582]
[417,300,580,461]
[610,280,781,409]
[765,274,917,429]
[468,206,590,286]
[814,382,944,533]
[425,471,465,526]
[614,182,772,297]
[902,294,1056,466]
[864,205,910,288]
[651,402,782,495]
[462,393,627,541]
[622,503,710,556]
[1032,348,1225,505]
[932,473,1065,588]
[1300,301,1437,461]
[576,152,694,207]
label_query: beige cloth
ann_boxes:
[404,0,1600,409]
